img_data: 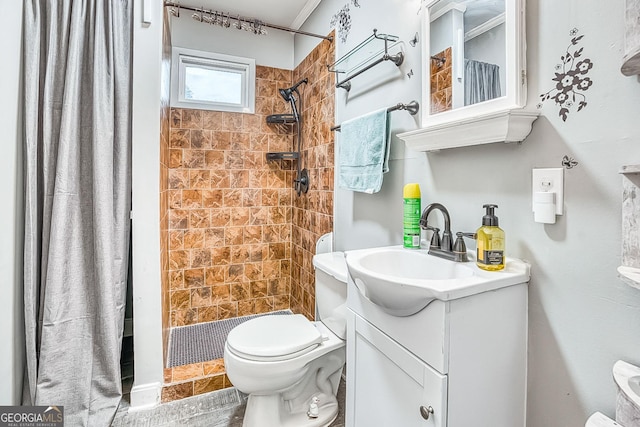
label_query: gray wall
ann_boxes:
[0,0,25,405]
[299,0,640,424]
[431,11,455,54]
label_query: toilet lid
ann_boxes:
[226,314,323,361]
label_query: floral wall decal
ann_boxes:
[561,155,579,169]
[330,4,352,43]
[351,0,361,7]
[538,28,594,121]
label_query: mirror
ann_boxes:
[398,0,536,151]
[429,0,506,114]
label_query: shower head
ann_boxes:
[279,78,308,102]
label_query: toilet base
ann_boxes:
[243,392,338,427]
[239,348,345,427]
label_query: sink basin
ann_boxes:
[356,248,474,280]
[345,245,530,316]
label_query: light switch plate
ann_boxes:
[532,168,564,215]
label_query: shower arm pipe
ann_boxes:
[331,101,420,132]
[163,2,334,41]
[292,88,308,195]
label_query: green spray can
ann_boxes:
[403,183,421,249]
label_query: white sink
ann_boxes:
[345,245,530,316]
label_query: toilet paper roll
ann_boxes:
[533,192,556,224]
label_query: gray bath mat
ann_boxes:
[167,310,293,368]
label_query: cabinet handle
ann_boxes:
[419,405,434,420]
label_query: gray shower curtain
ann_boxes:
[22,1,132,425]
[464,58,502,106]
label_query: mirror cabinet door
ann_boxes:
[423,0,526,122]
[398,0,536,151]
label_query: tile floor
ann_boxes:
[112,379,345,427]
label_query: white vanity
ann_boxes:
[344,246,530,427]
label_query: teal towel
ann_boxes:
[338,108,390,194]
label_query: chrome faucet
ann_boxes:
[420,203,472,262]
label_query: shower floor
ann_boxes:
[167,310,293,368]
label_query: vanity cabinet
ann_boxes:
[346,278,528,427]
[349,314,448,426]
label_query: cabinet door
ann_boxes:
[347,314,447,427]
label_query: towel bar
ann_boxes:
[331,101,419,132]
[328,29,402,91]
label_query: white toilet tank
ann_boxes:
[313,251,348,340]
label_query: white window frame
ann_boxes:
[171,47,255,113]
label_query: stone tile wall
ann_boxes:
[161,34,335,401]
[166,70,295,327]
[161,65,295,401]
[430,47,453,114]
[162,360,230,403]
[291,36,335,319]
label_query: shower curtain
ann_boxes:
[464,59,502,105]
[22,1,132,425]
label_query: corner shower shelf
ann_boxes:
[266,114,297,125]
[266,112,300,161]
[328,29,403,91]
[266,152,299,161]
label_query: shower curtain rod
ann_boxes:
[163,2,334,41]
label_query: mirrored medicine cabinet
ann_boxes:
[398,0,539,151]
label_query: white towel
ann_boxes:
[338,108,390,194]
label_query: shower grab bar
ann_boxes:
[330,101,419,132]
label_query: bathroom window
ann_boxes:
[171,48,255,113]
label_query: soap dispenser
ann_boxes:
[476,204,505,271]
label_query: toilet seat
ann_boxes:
[226,314,324,362]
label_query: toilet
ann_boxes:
[224,241,348,427]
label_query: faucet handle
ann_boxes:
[453,232,467,253]
[458,232,477,240]
[453,232,471,262]
[454,232,477,252]
[425,226,441,249]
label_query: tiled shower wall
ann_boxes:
[166,71,295,327]
[291,36,335,320]
[161,35,335,402]
[430,47,453,114]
